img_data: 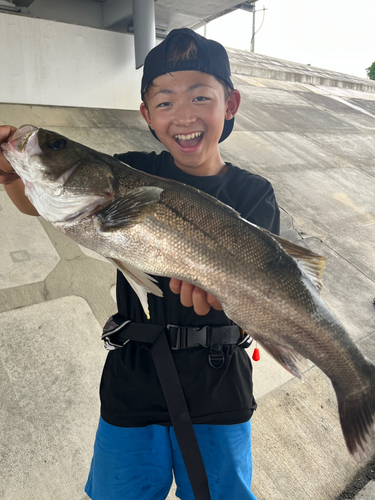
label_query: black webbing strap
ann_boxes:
[101,317,164,347]
[102,317,211,499]
[151,329,211,500]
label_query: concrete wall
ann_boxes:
[0,12,142,109]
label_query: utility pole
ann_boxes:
[239,1,259,53]
[250,2,267,53]
[251,4,256,52]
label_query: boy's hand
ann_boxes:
[0,125,39,216]
[0,126,19,185]
[169,278,223,316]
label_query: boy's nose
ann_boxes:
[174,114,197,127]
[173,103,197,127]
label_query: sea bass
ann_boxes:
[3,125,375,463]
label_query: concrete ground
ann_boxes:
[354,481,375,499]
[1,51,375,499]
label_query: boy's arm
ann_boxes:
[0,126,39,216]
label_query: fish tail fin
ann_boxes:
[336,362,375,463]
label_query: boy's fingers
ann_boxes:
[0,125,17,143]
[191,286,211,316]
[207,293,223,311]
[0,168,20,185]
[169,279,223,315]
[0,156,15,173]
[169,278,182,294]
[179,281,194,308]
[0,126,18,184]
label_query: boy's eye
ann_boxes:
[193,96,209,102]
[156,102,172,108]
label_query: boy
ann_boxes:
[0,28,279,500]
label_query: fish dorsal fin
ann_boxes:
[257,339,310,380]
[272,234,326,292]
[97,186,163,231]
[107,258,163,319]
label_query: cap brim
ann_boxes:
[149,116,234,144]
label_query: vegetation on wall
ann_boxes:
[366,62,375,80]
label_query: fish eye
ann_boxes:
[50,138,67,150]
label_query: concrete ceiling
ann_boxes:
[1,0,257,38]
[0,0,257,68]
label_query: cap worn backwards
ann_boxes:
[141,28,235,144]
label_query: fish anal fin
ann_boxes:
[272,234,326,292]
[258,340,310,380]
[97,186,163,232]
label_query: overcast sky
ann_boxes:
[196,0,375,79]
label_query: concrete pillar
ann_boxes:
[132,0,156,69]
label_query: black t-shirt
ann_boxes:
[100,151,280,427]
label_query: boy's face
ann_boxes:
[140,71,240,176]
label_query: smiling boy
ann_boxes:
[0,28,280,500]
[140,70,239,178]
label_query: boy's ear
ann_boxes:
[140,102,152,127]
[225,90,241,120]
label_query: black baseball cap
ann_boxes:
[141,28,235,143]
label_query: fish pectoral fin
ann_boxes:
[97,187,163,231]
[272,234,326,292]
[257,340,310,380]
[107,258,163,320]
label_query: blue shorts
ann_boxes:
[85,417,257,500]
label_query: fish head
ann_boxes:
[2,125,115,223]
[3,125,90,183]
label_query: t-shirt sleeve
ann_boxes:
[114,151,151,172]
[245,182,280,235]
[114,151,171,176]
[227,169,280,236]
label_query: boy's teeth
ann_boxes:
[175,132,202,141]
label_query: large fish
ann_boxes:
[2,125,375,463]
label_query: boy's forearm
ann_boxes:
[4,178,39,216]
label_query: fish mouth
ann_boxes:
[1,125,43,184]
[5,125,41,156]
[173,131,203,149]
